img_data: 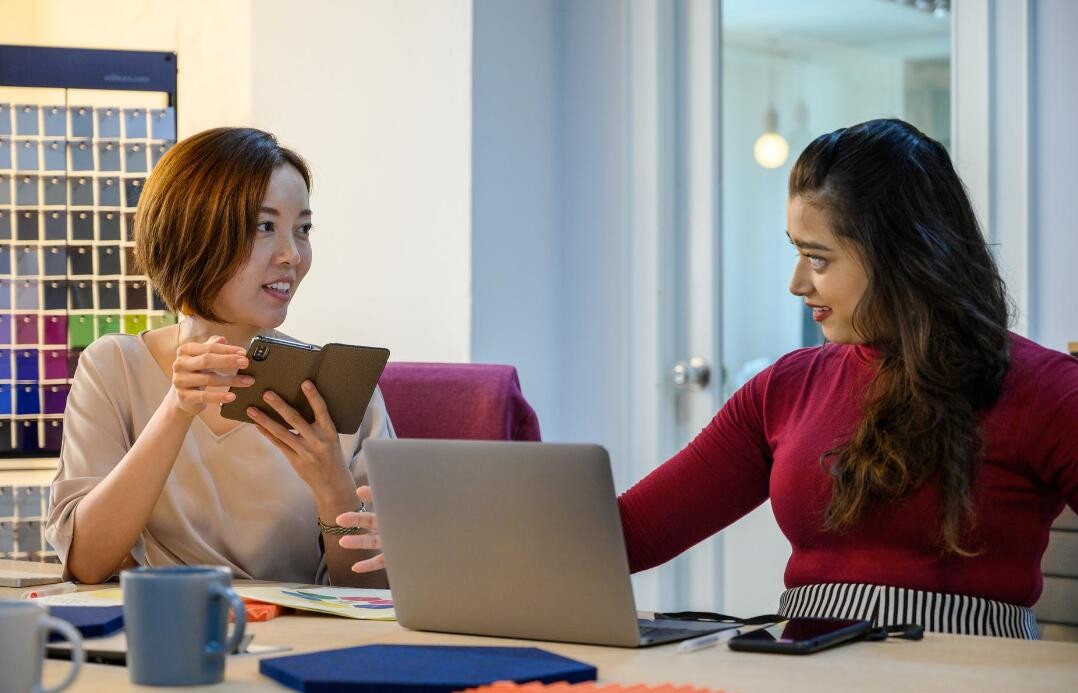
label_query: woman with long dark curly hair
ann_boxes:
[611,119,1076,638]
[342,118,1077,638]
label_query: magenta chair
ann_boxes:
[378,363,541,441]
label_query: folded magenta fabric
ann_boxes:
[378,363,541,442]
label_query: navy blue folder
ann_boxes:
[47,606,124,641]
[259,644,597,693]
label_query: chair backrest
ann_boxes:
[378,362,541,442]
[1036,342,1078,641]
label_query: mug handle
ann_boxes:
[205,584,247,657]
[39,616,84,693]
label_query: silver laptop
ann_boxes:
[364,439,736,647]
[0,558,64,588]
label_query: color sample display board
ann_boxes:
[0,102,176,454]
[0,46,177,455]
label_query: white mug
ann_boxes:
[0,599,84,693]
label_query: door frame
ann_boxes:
[952,0,1035,336]
[625,0,725,613]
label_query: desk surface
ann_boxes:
[4,583,1077,692]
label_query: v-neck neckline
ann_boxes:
[135,331,249,443]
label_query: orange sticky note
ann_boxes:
[230,598,287,622]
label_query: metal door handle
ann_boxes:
[672,357,710,391]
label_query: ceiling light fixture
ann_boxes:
[753,105,789,170]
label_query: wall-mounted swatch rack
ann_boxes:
[0,45,177,456]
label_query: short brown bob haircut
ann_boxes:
[134,127,311,322]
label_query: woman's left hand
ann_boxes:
[336,486,384,573]
[248,380,354,501]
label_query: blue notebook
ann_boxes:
[47,606,125,641]
[259,644,597,693]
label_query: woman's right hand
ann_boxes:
[168,336,255,416]
[336,485,384,573]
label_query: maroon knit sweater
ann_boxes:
[618,333,1078,606]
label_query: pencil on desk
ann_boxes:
[22,581,77,599]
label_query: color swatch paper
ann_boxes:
[234,585,397,621]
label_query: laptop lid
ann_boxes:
[0,558,64,587]
[364,439,643,647]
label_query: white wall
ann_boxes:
[0,0,252,133]
[555,0,633,479]
[468,0,636,458]
[470,0,561,438]
[251,1,474,362]
[0,0,476,364]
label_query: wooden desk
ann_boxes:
[4,584,1077,692]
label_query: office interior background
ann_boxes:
[1,0,1075,619]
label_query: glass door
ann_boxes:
[718,0,952,614]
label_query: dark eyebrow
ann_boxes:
[786,230,833,252]
[258,206,312,216]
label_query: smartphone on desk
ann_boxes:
[220,335,390,434]
[727,617,871,655]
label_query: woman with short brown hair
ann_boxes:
[46,127,392,586]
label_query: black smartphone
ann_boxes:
[219,335,390,434]
[727,617,871,655]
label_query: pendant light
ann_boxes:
[753,104,789,170]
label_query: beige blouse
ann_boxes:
[45,333,395,584]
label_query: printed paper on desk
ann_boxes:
[234,586,396,620]
[31,588,124,607]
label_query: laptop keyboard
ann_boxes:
[638,625,704,641]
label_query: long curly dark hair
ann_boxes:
[789,119,1011,555]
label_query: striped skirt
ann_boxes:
[778,583,1040,639]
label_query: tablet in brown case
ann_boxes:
[220,336,390,434]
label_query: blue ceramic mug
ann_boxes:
[121,566,246,686]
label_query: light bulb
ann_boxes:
[754,104,789,169]
[754,132,789,169]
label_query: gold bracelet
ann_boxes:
[317,519,364,535]
[317,499,368,535]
